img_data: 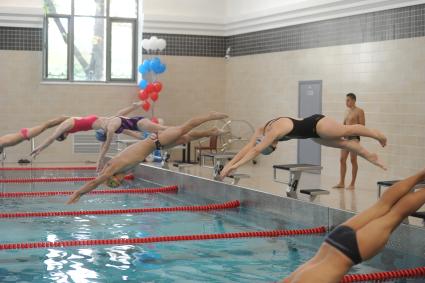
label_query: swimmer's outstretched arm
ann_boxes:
[220,127,281,179]
[66,173,111,204]
[66,162,120,204]
[220,129,259,174]
[30,119,74,158]
[96,120,121,171]
[114,101,142,116]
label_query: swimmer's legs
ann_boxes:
[313,138,386,170]
[316,117,386,147]
[137,118,168,132]
[26,116,70,138]
[158,112,228,146]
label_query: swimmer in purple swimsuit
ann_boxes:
[31,101,146,160]
[95,115,168,171]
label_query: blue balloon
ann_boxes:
[138,63,144,74]
[138,79,148,89]
[138,60,151,75]
[157,64,167,74]
[142,59,151,70]
[150,57,161,72]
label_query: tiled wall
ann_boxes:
[2,4,425,56]
[0,27,42,51]
[142,33,226,57]
[146,4,425,57]
[226,4,425,56]
[224,36,425,186]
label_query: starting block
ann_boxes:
[273,164,328,199]
[213,161,250,185]
[172,163,194,172]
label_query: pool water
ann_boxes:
[0,170,424,282]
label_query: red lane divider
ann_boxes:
[0,226,326,250]
[341,266,425,282]
[0,175,134,184]
[0,200,240,218]
[0,185,178,198]
[0,166,96,171]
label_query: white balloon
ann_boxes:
[158,39,167,51]
[142,39,151,51]
[155,38,163,50]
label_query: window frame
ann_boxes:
[43,0,138,83]
[107,18,138,82]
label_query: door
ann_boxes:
[298,81,322,166]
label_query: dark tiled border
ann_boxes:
[142,33,226,57]
[1,4,425,55]
[146,3,425,57]
[0,27,42,51]
[226,3,425,57]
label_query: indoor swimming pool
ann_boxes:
[0,167,423,282]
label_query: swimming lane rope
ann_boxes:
[0,166,96,171]
[0,175,134,184]
[0,226,326,250]
[0,200,240,218]
[0,185,178,198]
[341,266,425,282]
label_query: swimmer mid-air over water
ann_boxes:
[66,111,228,204]
[30,101,166,170]
[0,116,69,155]
[219,114,387,179]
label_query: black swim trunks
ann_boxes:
[324,225,362,265]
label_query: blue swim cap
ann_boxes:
[95,129,107,142]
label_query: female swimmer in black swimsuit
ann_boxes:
[220,114,387,179]
[282,167,425,283]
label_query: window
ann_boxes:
[43,0,138,82]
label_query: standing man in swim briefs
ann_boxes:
[334,93,365,190]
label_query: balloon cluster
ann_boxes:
[142,36,166,52]
[138,81,162,111]
[138,57,166,75]
[138,36,167,113]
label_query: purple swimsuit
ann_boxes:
[116,116,145,134]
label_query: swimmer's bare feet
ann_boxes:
[374,129,387,147]
[209,111,228,120]
[332,183,345,189]
[346,184,355,190]
[366,152,387,170]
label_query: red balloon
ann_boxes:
[146,83,155,94]
[151,117,159,124]
[150,91,159,102]
[138,89,149,101]
[153,81,163,92]
[142,100,151,111]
